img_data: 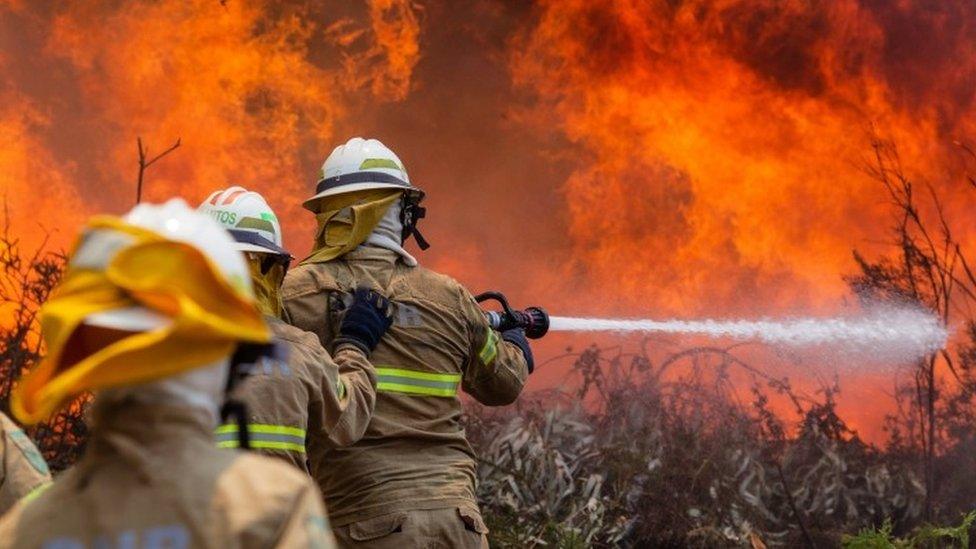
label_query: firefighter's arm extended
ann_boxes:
[459,289,530,405]
[310,343,377,448]
[310,286,388,447]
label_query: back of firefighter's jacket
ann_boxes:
[0,401,335,548]
[283,246,528,527]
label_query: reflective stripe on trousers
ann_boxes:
[215,424,306,453]
[375,367,461,397]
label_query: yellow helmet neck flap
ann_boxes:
[303,188,402,265]
[13,215,271,425]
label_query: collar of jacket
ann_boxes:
[340,246,402,265]
[74,397,217,485]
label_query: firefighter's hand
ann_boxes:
[334,286,393,355]
[502,328,535,374]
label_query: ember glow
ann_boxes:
[1,1,973,438]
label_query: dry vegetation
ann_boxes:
[0,210,87,472]
[467,346,940,547]
[465,137,976,547]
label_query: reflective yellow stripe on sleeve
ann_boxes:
[478,328,499,365]
[215,424,306,453]
[22,482,51,504]
[376,367,461,398]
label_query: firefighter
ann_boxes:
[0,411,50,514]
[198,187,389,471]
[283,137,535,547]
[0,199,334,547]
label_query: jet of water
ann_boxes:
[549,305,948,363]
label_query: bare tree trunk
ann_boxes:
[853,135,976,522]
[135,136,181,204]
[926,355,937,520]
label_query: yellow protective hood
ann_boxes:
[303,189,401,265]
[248,256,285,318]
[12,216,271,425]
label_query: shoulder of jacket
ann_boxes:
[402,265,469,302]
[0,473,67,536]
[0,411,16,435]
[269,318,322,349]
[216,453,319,515]
[269,321,330,370]
[282,263,341,299]
[0,499,25,543]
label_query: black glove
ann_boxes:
[502,328,535,374]
[333,287,393,355]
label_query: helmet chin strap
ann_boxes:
[400,194,430,250]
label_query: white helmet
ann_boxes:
[303,137,424,212]
[81,198,253,331]
[198,186,290,257]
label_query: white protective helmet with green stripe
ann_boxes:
[198,186,291,258]
[304,137,429,249]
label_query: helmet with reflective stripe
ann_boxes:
[79,198,255,332]
[303,137,424,212]
[198,186,290,258]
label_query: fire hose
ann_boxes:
[474,291,549,339]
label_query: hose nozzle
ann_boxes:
[475,291,549,339]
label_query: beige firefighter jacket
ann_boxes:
[282,246,529,528]
[0,398,335,548]
[217,316,377,473]
[0,411,50,514]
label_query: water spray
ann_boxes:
[476,291,949,363]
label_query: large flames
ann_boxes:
[2,0,975,437]
[0,0,419,251]
[510,0,976,316]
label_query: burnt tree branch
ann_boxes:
[135,137,181,205]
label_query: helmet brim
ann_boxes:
[234,242,286,256]
[85,307,172,332]
[227,229,291,258]
[303,182,425,212]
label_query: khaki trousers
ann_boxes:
[334,506,489,549]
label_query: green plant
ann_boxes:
[842,511,976,548]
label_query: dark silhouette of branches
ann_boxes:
[847,134,976,521]
[0,202,63,401]
[0,205,87,472]
[135,136,181,204]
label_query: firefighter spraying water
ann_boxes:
[0,135,954,549]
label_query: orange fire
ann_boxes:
[0,0,420,252]
[510,0,976,317]
[1,1,974,439]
